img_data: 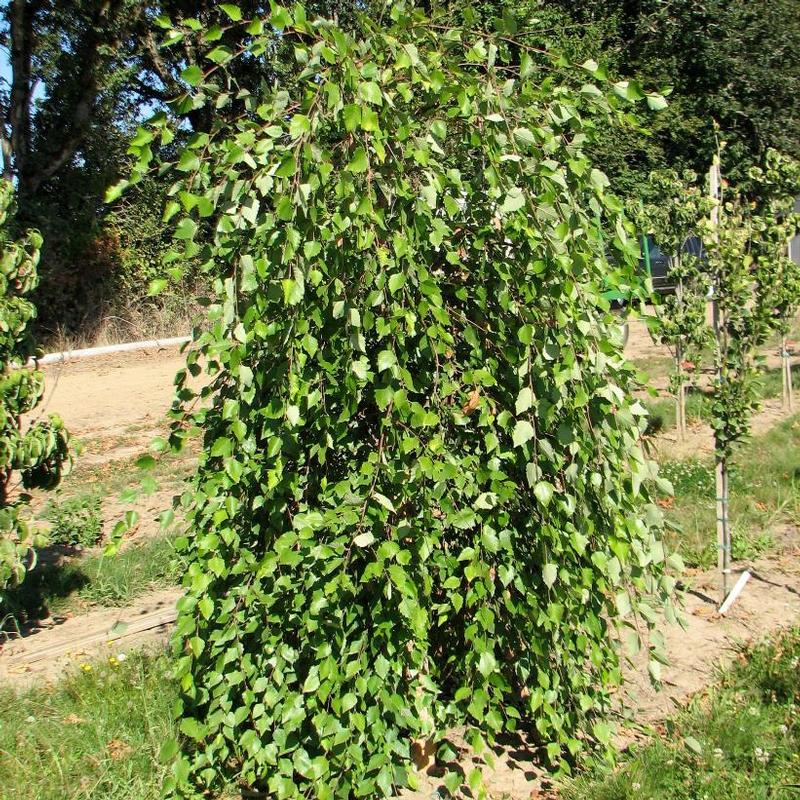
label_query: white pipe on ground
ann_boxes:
[718,570,751,616]
[23,335,191,367]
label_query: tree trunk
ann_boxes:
[8,0,35,202]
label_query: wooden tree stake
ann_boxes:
[709,160,730,602]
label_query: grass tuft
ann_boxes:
[0,651,177,800]
[562,628,800,800]
[2,536,181,627]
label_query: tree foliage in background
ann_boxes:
[705,150,800,457]
[545,0,800,195]
[0,0,366,337]
[3,0,800,338]
[124,3,680,797]
[0,180,68,598]
[632,170,712,439]
[748,150,800,368]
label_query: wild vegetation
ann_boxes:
[0,0,797,340]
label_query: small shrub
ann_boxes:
[0,181,70,599]
[43,493,103,549]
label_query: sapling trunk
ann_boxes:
[675,274,687,440]
[782,336,794,411]
[675,345,686,441]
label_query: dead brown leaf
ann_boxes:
[461,388,481,415]
[107,739,133,761]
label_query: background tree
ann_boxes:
[544,0,800,194]
[633,170,712,439]
[748,150,800,410]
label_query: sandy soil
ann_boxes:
[0,588,180,687]
[29,345,188,462]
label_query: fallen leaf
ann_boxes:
[107,739,133,760]
[461,388,481,415]
[410,737,436,771]
[63,714,85,725]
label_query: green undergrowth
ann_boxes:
[0,650,179,800]
[61,446,195,499]
[562,628,800,800]
[1,535,181,629]
[657,416,800,567]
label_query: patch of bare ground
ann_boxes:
[0,587,180,687]
[648,397,791,461]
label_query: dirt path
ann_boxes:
[29,345,188,464]
[0,587,181,687]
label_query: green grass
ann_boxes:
[659,416,800,567]
[2,536,181,627]
[644,391,713,432]
[61,446,195,499]
[562,628,800,800]
[0,651,177,800]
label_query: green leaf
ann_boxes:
[542,563,557,588]
[646,93,668,111]
[346,147,369,173]
[342,104,361,131]
[377,350,396,372]
[219,3,242,21]
[512,127,535,148]
[104,180,129,203]
[179,718,206,741]
[358,81,383,105]
[592,721,612,745]
[353,532,375,547]
[198,596,214,619]
[534,481,554,507]
[590,169,610,192]
[373,493,395,512]
[477,651,496,677]
[177,150,200,172]
[136,454,156,470]
[289,114,311,138]
[512,420,534,448]
[148,278,168,296]
[159,739,179,763]
[181,65,204,87]
[501,187,525,214]
[174,217,197,240]
[515,387,533,415]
